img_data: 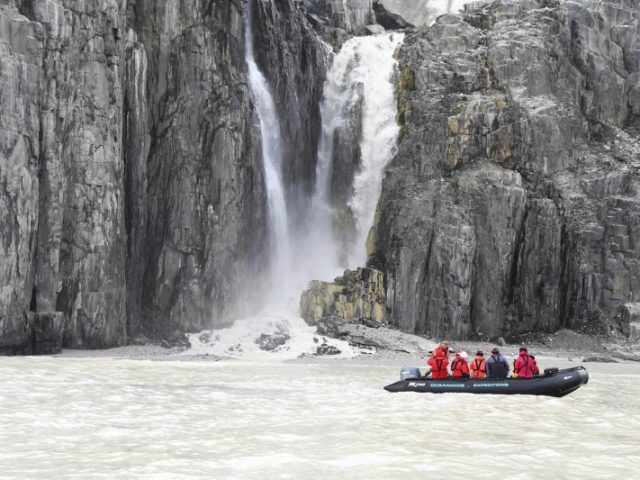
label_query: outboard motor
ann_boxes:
[400,366,422,381]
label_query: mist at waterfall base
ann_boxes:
[187,13,404,358]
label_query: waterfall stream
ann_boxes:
[244,0,292,306]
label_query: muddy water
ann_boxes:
[0,357,638,479]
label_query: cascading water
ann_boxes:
[347,34,404,267]
[188,5,404,358]
[312,33,404,268]
[244,0,292,306]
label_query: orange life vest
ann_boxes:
[470,356,486,379]
[427,356,449,379]
[451,357,469,378]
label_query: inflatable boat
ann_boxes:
[384,366,589,397]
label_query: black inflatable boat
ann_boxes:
[384,366,589,397]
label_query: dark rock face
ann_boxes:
[133,0,268,338]
[304,0,376,37]
[0,0,327,353]
[372,0,640,339]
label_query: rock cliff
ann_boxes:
[0,0,328,353]
[370,0,640,339]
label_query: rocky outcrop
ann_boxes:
[620,303,640,339]
[304,0,376,35]
[371,0,640,339]
[301,267,388,324]
[373,1,416,29]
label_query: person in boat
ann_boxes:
[470,350,487,379]
[530,355,540,376]
[514,347,538,378]
[433,340,450,358]
[427,348,449,379]
[451,351,470,378]
[486,347,510,379]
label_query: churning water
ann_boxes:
[1,357,638,479]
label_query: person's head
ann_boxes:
[460,351,468,360]
[476,350,484,357]
[435,349,445,359]
[519,346,528,354]
[491,347,500,356]
[441,340,449,348]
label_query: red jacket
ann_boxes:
[451,356,470,378]
[428,355,449,379]
[514,352,537,378]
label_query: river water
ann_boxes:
[1,356,638,479]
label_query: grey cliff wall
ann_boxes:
[371,0,640,340]
[131,0,268,339]
[0,0,329,353]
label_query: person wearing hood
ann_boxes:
[451,351,470,378]
[427,348,449,379]
[514,347,538,378]
[486,347,510,379]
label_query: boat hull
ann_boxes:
[384,367,589,397]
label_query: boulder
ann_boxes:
[300,267,389,325]
[365,24,386,35]
[373,1,414,29]
[255,332,291,351]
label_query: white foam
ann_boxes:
[186,315,361,360]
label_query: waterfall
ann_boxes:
[312,33,404,268]
[244,0,292,305]
[189,19,404,358]
[348,34,404,266]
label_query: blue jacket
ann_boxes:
[486,354,510,379]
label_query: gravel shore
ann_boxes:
[54,325,640,376]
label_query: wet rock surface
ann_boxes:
[256,332,292,352]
